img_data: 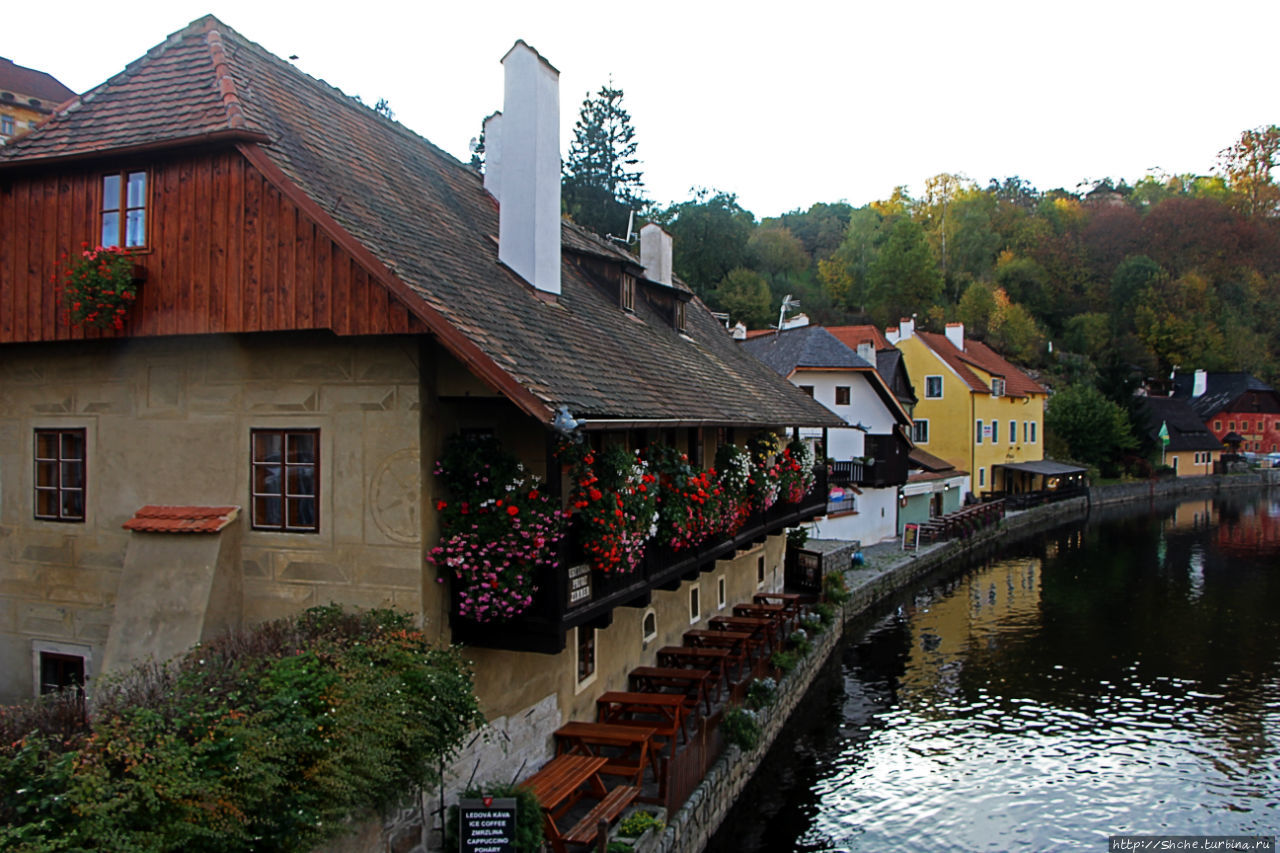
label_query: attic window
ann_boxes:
[991,378,1006,397]
[101,170,148,248]
[621,273,636,312]
[675,301,687,332]
[0,115,12,137]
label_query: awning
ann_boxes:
[995,460,1087,476]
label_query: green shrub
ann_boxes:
[813,601,837,626]
[444,781,543,853]
[788,629,813,657]
[609,842,634,853]
[786,526,809,548]
[770,649,799,675]
[0,604,485,853]
[618,809,663,838]
[822,570,851,605]
[721,707,762,751]
[799,613,824,634]
[745,677,777,710]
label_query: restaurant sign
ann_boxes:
[458,796,517,853]
[568,562,592,606]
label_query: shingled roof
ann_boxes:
[1170,372,1278,420]
[0,57,76,109]
[914,330,1045,398]
[1135,397,1224,452]
[0,16,839,431]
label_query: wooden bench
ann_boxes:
[630,665,714,714]
[519,753,610,853]
[561,784,640,848]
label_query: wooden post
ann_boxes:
[597,818,609,852]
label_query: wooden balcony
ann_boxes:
[448,466,828,653]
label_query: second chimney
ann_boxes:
[497,41,560,296]
[945,322,964,351]
[640,223,673,285]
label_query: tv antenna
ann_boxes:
[776,294,800,333]
[605,209,636,246]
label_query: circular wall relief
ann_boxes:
[370,448,421,544]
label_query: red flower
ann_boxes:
[436,500,448,511]
[506,505,519,516]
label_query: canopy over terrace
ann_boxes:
[993,460,1089,496]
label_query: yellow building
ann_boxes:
[0,57,75,143]
[888,319,1048,498]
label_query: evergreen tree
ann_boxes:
[562,82,647,238]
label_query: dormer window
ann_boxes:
[675,301,686,332]
[101,170,148,248]
[991,378,1006,397]
[621,273,636,312]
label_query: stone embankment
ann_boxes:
[654,471,1279,853]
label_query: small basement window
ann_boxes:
[32,641,92,698]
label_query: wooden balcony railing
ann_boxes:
[448,466,828,653]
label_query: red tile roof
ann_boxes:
[123,505,240,533]
[826,325,891,352]
[914,331,1044,398]
[0,57,75,107]
[0,16,840,432]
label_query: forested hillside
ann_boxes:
[649,128,1280,392]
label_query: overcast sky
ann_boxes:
[8,1,1276,219]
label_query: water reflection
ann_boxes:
[710,490,1280,852]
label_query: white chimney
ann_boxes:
[730,322,747,340]
[886,326,901,345]
[497,41,560,296]
[1192,369,1207,398]
[898,317,914,340]
[482,110,502,200]
[640,223,672,285]
[945,322,964,351]
[856,342,875,364]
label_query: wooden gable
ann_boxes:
[0,146,428,344]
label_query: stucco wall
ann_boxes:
[0,332,425,701]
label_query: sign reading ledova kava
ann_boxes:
[458,797,517,853]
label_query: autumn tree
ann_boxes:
[1217,125,1280,218]
[562,82,647,237]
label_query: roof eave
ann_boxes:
[0,128,274,172]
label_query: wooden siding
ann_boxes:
[0,148,429,343]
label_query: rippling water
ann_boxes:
[710,491,1280,852]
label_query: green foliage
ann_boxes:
[822,570,851,605]
[812,602,837,626]
[770,649,799,675]
[786,526,809,548]
[656,189,754,296]
[60,244,138,330]
[721,707,762,751]
[562,82,646,237]
[617,809,663,838]
[715,267,772,329]
[1045,384,1138,475]
[867,217,943,326]
[748,226,809,285]
[745,677,778,710]
[0,605,484,853]
[444,781,543,853]
[787,629,813,657]
[799,613,825,635]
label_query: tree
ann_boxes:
[1216,125,1280,218]
[774,202,854,262]
[866,217,942,326]
[562,82,647,237]
[818,206,883,314]
[1044,383,1137,474]
[957,280,999,339]
[1133,270,1228,373]
[656,189,755,297]
[715,267,773,329]
[748,226,808,285]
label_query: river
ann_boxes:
[708,490,1280,852]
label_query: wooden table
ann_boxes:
[754,591,814,616]
[655,646,732,692]
[685,628,753,677]
[734,601,789,627]
[710,614,776,655]
[596,690,690,749]
[629,665,714,714]
[554,720,658,787]
[519,753,610,853]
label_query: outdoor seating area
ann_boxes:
[917,499,1006,543]
[519,590,818,849]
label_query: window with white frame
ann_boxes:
[757,555,765,588]
[576,627,597,687]
[1030,422,1037,443]
[991,378,1006,397]
[992,420,999,443]
[1010,421,1016,444]
[975,419,984,445]
[689,586,701,624]
[717,575,726,610]
[642,609,657,644]
[924,375,943,398]
[913,419,929,443]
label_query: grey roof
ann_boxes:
[1171,372,1277,419]
[740,326,875,376]
[995,460,1088,476]
[1136,396,1224,452]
